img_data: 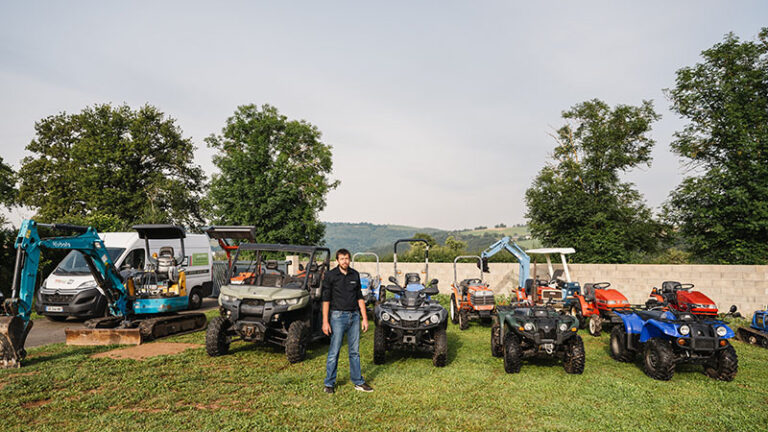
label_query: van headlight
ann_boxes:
[679,325,690,336]
[430,314,440,324]
[524,322,535,331]
[78,280,98,289]
[381,312,391,322]
[716,326,727,337]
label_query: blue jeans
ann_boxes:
[324,310,364,387]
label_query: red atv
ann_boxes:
[572,282,630,336]
[647,281,718,317]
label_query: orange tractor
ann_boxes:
[571,282,631,336]
[450,255,496,330]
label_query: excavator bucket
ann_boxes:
[65,328,143,346]
[0,315,29,368]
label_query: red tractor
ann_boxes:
[648,281,718,317]
[450,255,495,330]
[572,282,630,336]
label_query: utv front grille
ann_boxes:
[42,294,75,304]
[242,299,265,307]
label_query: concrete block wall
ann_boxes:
[352,262,768,315]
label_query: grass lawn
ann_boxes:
[2,301,767,431]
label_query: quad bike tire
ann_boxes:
[432,326,448,367]
[588,315,602,337]
[704,344,738,382]
[563,335,585,374]
[642,338,675,381]
[459,309,470,331]
[490,320,503,357]
[503,332,522,374]
[373,323,387,365]
[450,294,459,325]
[205,316,231,357]
[609,325,635,362]
[285,320,308,364]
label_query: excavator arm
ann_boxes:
[478,236,530,288]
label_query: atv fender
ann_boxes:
[613,311,643,335]
[573,295,597,317]
[640,319,680,343]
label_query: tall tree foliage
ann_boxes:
[17,104,205,228]
[0,156,17,297]
[664,29,768,264]
[206,104,338,245]
[525,99,662,263]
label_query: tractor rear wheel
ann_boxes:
[588,315,602,337]
[373,323,387,365]
[569,305,586,329]
[563,335,585,374]
[432,327,448,367]
[503,332,522,374]
[450,294,459,325]
[205,316,231,357]
[704,344,738,381]
[285,320,308,364]
[491,320,503,357]
[459,309,470,330]
[642,338,675,381]
[609,325,634,362]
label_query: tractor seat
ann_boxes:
[583,283,596,303]
[662,281,681,293]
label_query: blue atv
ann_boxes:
[737,308,768,348]
[352,252,383,307]
[610,306,738,381]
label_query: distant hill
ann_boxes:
[322,222,539,258]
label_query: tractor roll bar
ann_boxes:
[453,255,483,285]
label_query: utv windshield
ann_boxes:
[53,248,126,275]
[229,248,328,289]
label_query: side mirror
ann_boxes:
[388,276,398,284]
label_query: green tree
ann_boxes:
[0,156,17,297]
[525,99,662,263]
[17,104,205,227]
[664,29,768,264]
[206,104,338,244]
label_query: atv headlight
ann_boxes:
[716,326,727,337]
[524,322,534,331]
[275,298,300,306]
[430,314,440,324]
[381,312,391,322]
[679,325,690,336]
[559,323,568,332]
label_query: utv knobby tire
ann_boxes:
[450,294,459,325]
[503,332,522,374]
[588,315,602,337]
[205,316,231,357]
[609,325,634,362]
[459,309,470,331]
[373,323,387,365]
[432,327,448,367]
[491,321,503,357]
[642,338,675,381]
[285,320,308,364]
[563,335,585,374]
[704,344,738,382]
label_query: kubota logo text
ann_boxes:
[52,241,72,248]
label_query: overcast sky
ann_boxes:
[1,2,765,230]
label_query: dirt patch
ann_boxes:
[22,399,50,408]
[91,343,202,360]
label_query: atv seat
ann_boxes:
[551,269,564,282]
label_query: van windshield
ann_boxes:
[53,248,126,275]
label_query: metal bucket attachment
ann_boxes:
[0,315,28,368]
[65,328,143,346]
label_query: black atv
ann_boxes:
[373,274,449,367]
[491,304,585,374]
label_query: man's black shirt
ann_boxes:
[322,266,363,311]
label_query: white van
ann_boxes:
[35,231,213,321]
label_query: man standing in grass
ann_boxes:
[322,248,373,394]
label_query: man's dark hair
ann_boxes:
[336,248,351,259]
